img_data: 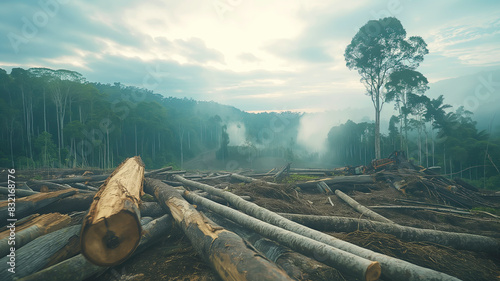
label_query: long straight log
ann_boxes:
[174,175,461,281]
[144,178,294,281]
[0,189,77,226]
[279,213,500,254]
[335,190,394,224]
[0,225,81,281]
[0,186,38,197]
[367,205,472,215]
[30,174,110,185]
[206,211,344,281]
[17,214,174,281]
[231,173,279,187]
[0,213,71,257]
[80,156,145,266]
[296,175,374,189]
[201,202,374,280]
[37,192,95,214]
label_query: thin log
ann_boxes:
[335,190,394,224]
[0,225,81,281]
[72,183,99,191]
[206,211,344,281]
[0,213,71,257]
[279,213,500,254]
[274,163,291,182]
[0,189,77,226]
[17,214,174,281]
[368,205,472,215]
[80,156,145,266]
[37,192,94,214]
[144,178,294,281]
[231,173,279,187]
[174,175,461,281]
[296,175,374,189]
[0,186,38,197]
[186,191,381,281]
[144,166,173,176]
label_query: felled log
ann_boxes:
[143,178,294,281]
[368,205,472,215]
[29,174,110,185]
[317,181,333,194]
[0,189,77,226]
[0,225,81,281]
[174,175,460,281]
[184,191,380,281]
[274,163,291,182]
[335,190,394,224]
[0,213,71,257]
[144,166,173,176]
[279,213,500,254]
[80,156,145,266]
[0,186,38,197]
[72,183,99,191]
[231,173,279,187]
[296,175,374,189]
[17,214,174,281]
[206,211,344,281]
[37,192,94,214]
[139,202,165,218]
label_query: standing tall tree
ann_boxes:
[344,17,428,158]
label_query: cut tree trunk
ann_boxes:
[367,205,472,215]
[296,175,374,189]
[143,178,294,281]
[0,189,77,226]
[206,211,344,281]
[37,192,95,214]
[0,186,38,197]
[274,163,291,182]
[184,191,380,281]
[335,190,394,224]
[80,156,145,266]
[174,175,461,281]
[17,214,174,281]
[279,213,500,254]
[0,213,71,257]
[31,174,110,185]
[0,225,81,281]
[231,173,279,187]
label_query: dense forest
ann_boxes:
[0,67,499,190]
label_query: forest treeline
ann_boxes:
[0,67,498,190]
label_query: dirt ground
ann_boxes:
[3,168,500,280]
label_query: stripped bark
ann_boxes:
[17,214,174,281]
[368,205,472,215]
[0,213,71,257]
[0,189,77,226]
[279,213,500,254]
[191,196,380,281]
[144,177,294,281]
[335,190,394,224]
[80,156,145,266]
[174,175,461,281]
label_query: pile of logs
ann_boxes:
[1,158,498,281]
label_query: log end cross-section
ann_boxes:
[80,156,145,266]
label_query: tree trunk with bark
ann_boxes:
[0,225,81,281]
[174,175,461,281]
[17,214,174,281]
[80,156,145,266]
[143,178,294,281]
[231,173,279,187]
[279,213,500,254]
[335,189,394,224]
[0,213,71,257]
[296,175,374,190]
[0,189,77,226]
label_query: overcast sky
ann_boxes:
[1,0,499,115]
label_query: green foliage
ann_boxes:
[283,174,318,183]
